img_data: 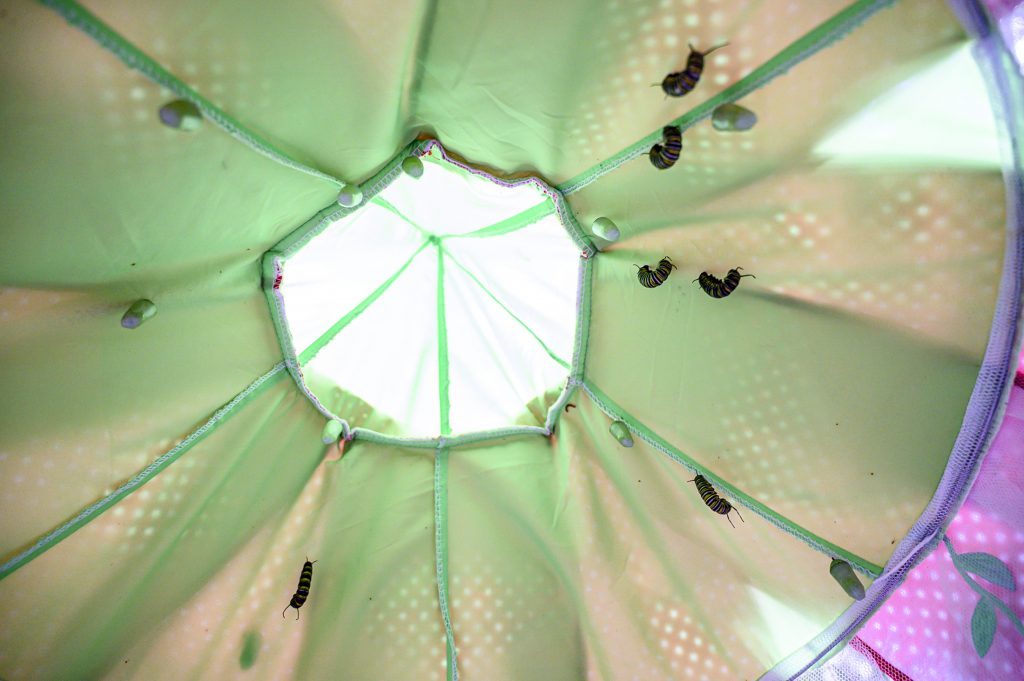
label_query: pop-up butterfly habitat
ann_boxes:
[1,0,1023,679]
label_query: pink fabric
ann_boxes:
[829,7,1024,679]
[853,355,1024,680]
[981,0,1024,72]
[981,0,1023,16]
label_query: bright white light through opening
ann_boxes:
[275,143,580,439]
[815,44,1000,168]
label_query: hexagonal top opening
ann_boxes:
[263,141,587,440]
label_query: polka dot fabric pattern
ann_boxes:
[0,1,1022,681]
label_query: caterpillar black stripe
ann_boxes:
[690,475,744,527]
[693,267,755,298]
[660,43,728,97]
[634,256,677,288]
[649,126,683,169]
[282,558,317,620]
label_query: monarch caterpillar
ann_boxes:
[693,267,755,298]
[690,475,744,527]
[282,558,317,620]
[634,256,677,288]
[649,125,683,169]
[660,43,729,97]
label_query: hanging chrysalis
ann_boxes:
[401,155,425,178]
[693,268,755,298]
[121,299,157,329]
[591,217,620,242]
[829,559,866,600]
[158,99,202,131]
[711,103,758,132]
[336,183,363,208]
[609,420,634,447]
[321,419,344,444]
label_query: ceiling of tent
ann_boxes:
[1,0,1021,680]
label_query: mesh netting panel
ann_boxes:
[805,364,1023,679]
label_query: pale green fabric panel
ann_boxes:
[0,378,325,681]
[254,441,439,681]
[0,1,1014,680]
[447,436,586,680]
[445,396,869,681]
[814,45,1002,169]
[558,394,871,678]
[0,0,332,558]
[578,163,1005,571]
[78,0,429,182]
[586,236,985,568]
[0,279,281,558]
[5,438,441,681]
[610,168,1005,358]
[567,1,1003,578]
[409,0,912,184]
[0,2,337,287]
[566,3,965,225]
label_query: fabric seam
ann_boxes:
[39,0,345,187]
[0,363,288,580]
[578,378,884,576]
[555,0,898,195]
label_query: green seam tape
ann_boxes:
[372,196,433,238]
[89,389,296,665]
[581,378,884,577]
[556,0,897,194]
[0,363,288,581]
[434,447,459,681]
[436,246,452,436]
[442,247,570,370]
[272,140,428,259]
[39,0,344,187]
[570,256,594,382]
[262,141,429,424]
[351,426,549,449]
[547,384,579,433]
[434,223,457,677]
[299,240,432,364]
[441,201,554,240]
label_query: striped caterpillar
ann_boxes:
[660,43,728,96]
[690,475,744,527]
[693,268,755,298]
[634,257,677,288]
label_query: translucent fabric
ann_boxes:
[1,1,1022,680]
[266,141,582,440]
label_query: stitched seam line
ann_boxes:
[40,0,344,187]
